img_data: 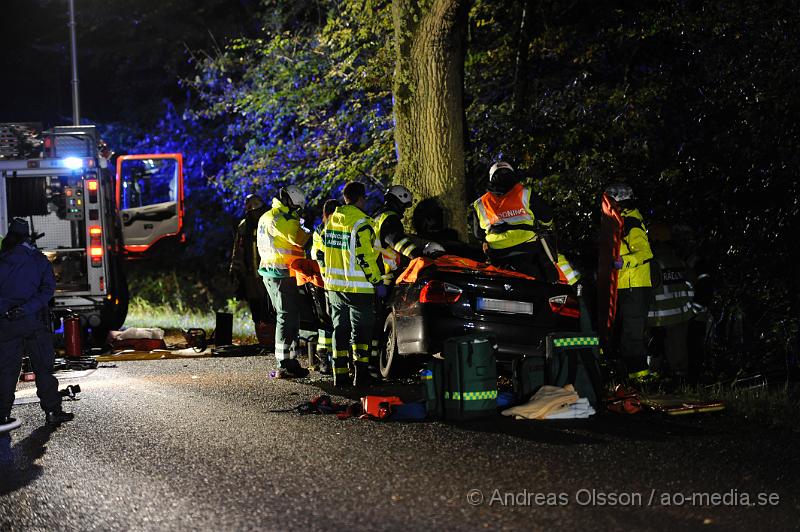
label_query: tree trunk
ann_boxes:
[392,0,469,239]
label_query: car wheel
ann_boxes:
[380,312,399,379]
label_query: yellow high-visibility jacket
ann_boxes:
[322,205,384,294]
[617,208,652,289]
[257,198,310,277]
[472,183,553,250]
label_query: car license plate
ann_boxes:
[476,297,534,315]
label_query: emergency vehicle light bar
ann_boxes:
[63,157,83,170]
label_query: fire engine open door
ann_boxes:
[116,153,184,254]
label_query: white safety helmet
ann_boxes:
[280,185,306,209]
[385,185,413,208]
[488,161,518,194]
[604,182,634,203]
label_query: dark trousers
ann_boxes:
[0,317,61,418]
[618,287,651,374]
[263,277,299,361]
[328,291,375,384]
[487,241,560,282]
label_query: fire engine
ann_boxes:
[0,123,184,339]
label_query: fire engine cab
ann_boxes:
[0,123,184,339]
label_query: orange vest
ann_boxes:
[472,183,538,250]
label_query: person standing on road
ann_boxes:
[322,182,386,387]
[605,182,654,383]
[230,194,275,345]
[310,199,341,375]
[472,161,560,282]
[0,219,74,432]
[646,223,694,380]
[257,186,311,379]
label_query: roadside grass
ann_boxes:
[124,297,257,343]
[693,382,799,430]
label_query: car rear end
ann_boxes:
[394,266,580,360]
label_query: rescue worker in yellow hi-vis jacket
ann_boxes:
[310,199,340,375]
[472,161,560,282]
[257,185,311,379]
[605,182,654,383]
[322,182,387,387]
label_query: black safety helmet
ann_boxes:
[244,194,266,213]
[487,161,518,195]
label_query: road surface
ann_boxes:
[1,356,798,531]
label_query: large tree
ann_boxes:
[392,0,470,238]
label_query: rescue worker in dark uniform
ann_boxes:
[605,183,654,383]
[230,194,275,342]
[646,223,694,379]
[1,219,73,432]
[472,162,560,282]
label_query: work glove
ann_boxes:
[5,307,25,321]
[612,258,624,270]
[375,284,389,300]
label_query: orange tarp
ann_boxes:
[290,254,540,289]
[395,255,536,284]
[290,258,325,288]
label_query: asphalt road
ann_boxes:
[1,356,798,531]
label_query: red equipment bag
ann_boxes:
[360,396,404,420]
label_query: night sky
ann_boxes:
[0,0,257,128]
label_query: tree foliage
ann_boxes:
[99,0,799,374]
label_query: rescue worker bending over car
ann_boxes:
[323,182,387,387]
[472,161,560,282]
[257,185,311,379]
[374,185,421,270]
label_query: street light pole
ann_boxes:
[68,0,80,125]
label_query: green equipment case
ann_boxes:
[442,335,498,420]
[545,332,603,406]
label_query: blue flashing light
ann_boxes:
[63,157,83,170]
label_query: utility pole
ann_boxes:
[68,0,80,125]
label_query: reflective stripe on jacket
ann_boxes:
[617,208,652,289]
[257,198,310,276]
[647,247,694,327]
[323,205,384,294]
[311,225,326,276]
[472,183,548,250]
[556,254,581,285]
[374,210,413,271]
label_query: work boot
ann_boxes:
[45,410,74,426]
[353,363,374,387]
[0,417,22,433]
[278,358,310,379]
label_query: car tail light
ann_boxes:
[419,280,462,304]
[548,294,580,318]
[89,225,103,267]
